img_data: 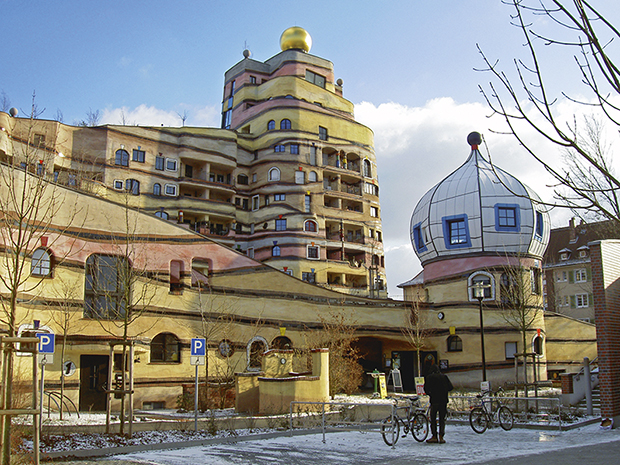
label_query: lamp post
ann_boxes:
[472,281,488,382]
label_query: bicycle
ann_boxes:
[381,395,429,445]
[469,387,514,434]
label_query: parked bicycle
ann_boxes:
[381,395,429,445]
[469,387,514,433]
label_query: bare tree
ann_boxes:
[77,108,101,127]
[304,307,363,397]
[0,91,10,113]
[177,110,189,127]
[478,0,620,222]
[401,296,433,378]
[0,98,79,464]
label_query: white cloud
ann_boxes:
[101,104,220,128]
[355,98,570,299]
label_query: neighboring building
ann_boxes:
[399,132,596,386]
[543,218,620,323]
[0,26,386,299]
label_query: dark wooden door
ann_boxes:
[79,355,108,412]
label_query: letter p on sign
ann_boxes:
[191,338,206,357]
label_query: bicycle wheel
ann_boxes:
[469,407,488,434]
[498,406,514,431]
[381,416,400,446]
[410,413,429,442]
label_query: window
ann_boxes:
[274,145,286,152]
[304,220,317,232]
[247,337,268,371]
[31,248,52,277]
[363,159,372,177]
[33,133,46,147]
[84,255,128,320]
[113,180,123,190]
[575,268,588,283]
[272,245,281,257]
[247,248,254,259]
[531,268,542,295]
[310,146,317,165]
[222,110,232,129]
[267,120,275,130]
[252,195,260,211]
[290,144,300,154]
[370,206,378,218]
[264,195,270,206]
[308,171,317,182]
[305,195,311,213]
[250,75,257,84]
[153,183,161,196]
[532,335,543,356]
[36,162,45,176]
[166,159,177,172]
[560,250,570,261]
[307,245,319,259]
[305,70,326,88]
[447,335,462,352]
[495,204,520,232]
[505,342,518,359]
[500,272,518,305]
[125,179,140,195]
[237,174,249,185]
[535,211,544,239]
[412,223,427,253]
[302,272,316,284]
[252,173,257,183]
[150,333,180,363]
[155,155,165,171]
[469,272,494,300]
[155,210,168,220]
[280,119,291,130]
[115,149,129,166]
[295,171,305,184]
[164,184,178,196]
[575,293,590,308]
[275,219,287,231]
[274,193,286,201]
[443,214,471,249]
[268,167,280,181]
[557,270,567,282]
[132,149,145,163]
[319,126,328,141]
[364,182,379,196]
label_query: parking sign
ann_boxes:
[37,333,55,354]
[191,338,206,356]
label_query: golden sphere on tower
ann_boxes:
[280,27,312,53]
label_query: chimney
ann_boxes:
[569,217,576,242]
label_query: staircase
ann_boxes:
[575,385,601,416]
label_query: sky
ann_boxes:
[2,0,619,299]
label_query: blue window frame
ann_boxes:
[442,214,471,249]
[280,119,291,130]
[267,120,275,130]
[412,222,427,253]
[494,204,520,232]
[115,149,129,166]
[275,219,287,231]
[535,211,544,239]
[274,145,286,152]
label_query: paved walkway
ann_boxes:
[48,423,620,465]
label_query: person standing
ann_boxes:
[424,363,453,444]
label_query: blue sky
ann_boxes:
[3,1,619,298]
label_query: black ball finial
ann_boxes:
[467,132,482,147]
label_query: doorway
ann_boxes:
[79,355,109,412]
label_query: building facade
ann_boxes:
[543,218,620,323]
[0,27,385,299]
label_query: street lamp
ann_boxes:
[471,281,489,383]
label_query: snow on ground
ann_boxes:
[108,423,620,465]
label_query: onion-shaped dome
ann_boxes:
[410,132,550,266]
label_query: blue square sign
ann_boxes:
[191,338,206,357]
[37,333,55,354]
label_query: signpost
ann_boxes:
[190,338,206,431]
[37,333,55,430]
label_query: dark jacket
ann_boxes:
[424,366,453,405]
